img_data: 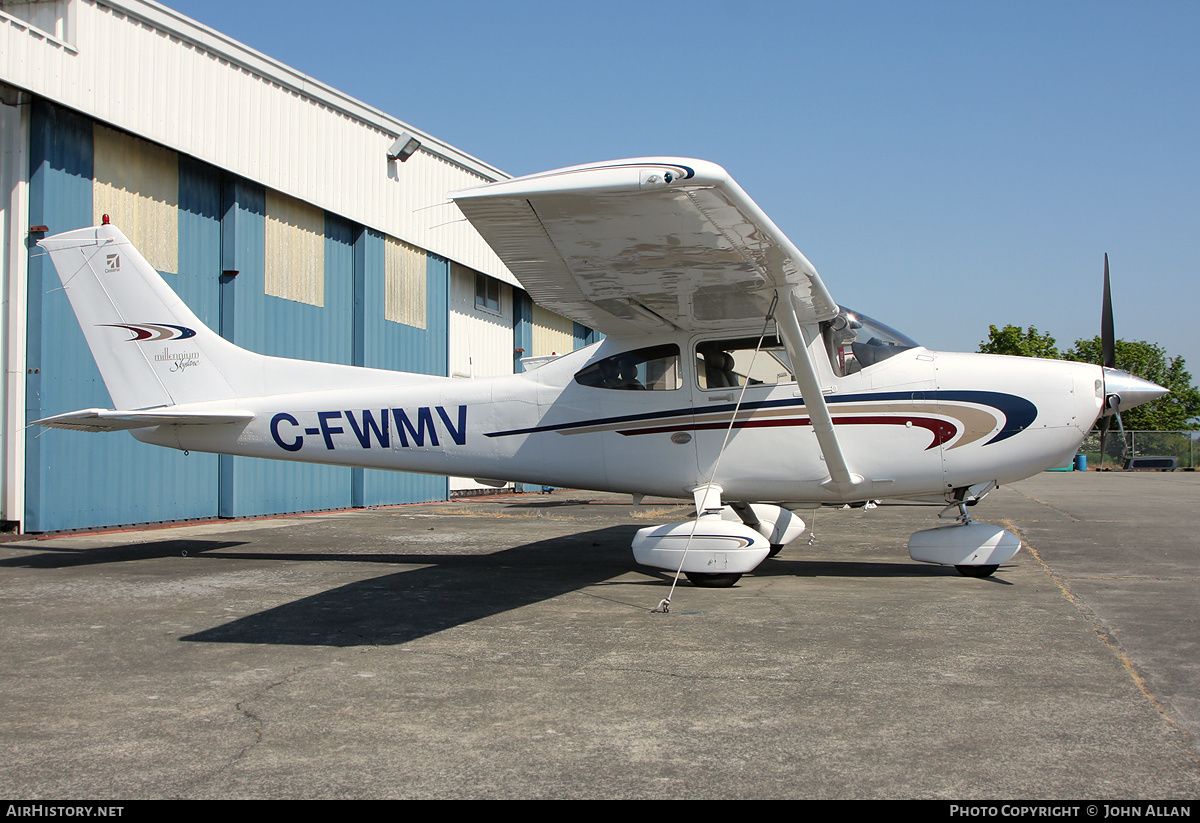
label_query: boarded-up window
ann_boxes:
[93,125,179,274]
[384,235,426,328]
[265,190,325,306]
[532,304,575,357]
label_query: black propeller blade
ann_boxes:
[1102,253,1115,370]
[1098,253,1123,468]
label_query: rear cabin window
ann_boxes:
[574,344,682,390]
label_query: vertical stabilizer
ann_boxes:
[38,225,248,409]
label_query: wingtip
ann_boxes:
[450,157,730,201]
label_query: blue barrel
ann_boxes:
[1074,454,1087,471]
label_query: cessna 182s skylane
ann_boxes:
[36,158,1167,587]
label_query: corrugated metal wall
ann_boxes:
[531,305,576,359]
[264,190,326,308]
[383,236,427,329]
[574,322,602,350]
[0,0,515,285]
[25,100,219,531]
[447,263,515,491]
[1,83,30,527]
[4,4,599,527]
[23,101,450,530]
[216,181,355,518]
[93,123,179,273]
[513,292,534,373]
[353,230,448,507]
[449,262,513,380]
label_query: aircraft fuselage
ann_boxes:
[134,332,1104,505]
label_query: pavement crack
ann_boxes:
[230,668,303,760]
[1059,575,1200,582]
[1006,487,1082,521]
[1006,518,1200,763]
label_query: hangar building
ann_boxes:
[0,0,595,532]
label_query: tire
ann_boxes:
[684,572,742,588]
[955,564,999,578]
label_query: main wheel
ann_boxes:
[768,543,784,558]
[684,572,742,588]
[955,564,999,578]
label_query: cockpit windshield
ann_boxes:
[823,307,920,377]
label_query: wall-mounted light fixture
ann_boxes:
[387,132,421,162]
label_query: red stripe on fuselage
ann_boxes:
[619,415,956,450]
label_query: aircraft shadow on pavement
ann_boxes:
[0,539,248,568]
[174,527,990,647]
[765,557,1014,583]
[182,525,644,647]
[4,527,1001,648]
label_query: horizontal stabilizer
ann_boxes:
[34,408,255,433]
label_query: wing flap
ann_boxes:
[451,158,838,335]
[35,408,255,432]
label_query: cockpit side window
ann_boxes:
[695,335,795,389]
[822,307,919,377]
[574,344,682,390]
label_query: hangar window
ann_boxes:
[695,335,794,389]
[574,345,681,391]
[475,273,500,315]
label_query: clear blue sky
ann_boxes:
[165,0,1200,373]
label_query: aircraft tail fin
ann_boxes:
[39,224,446,415]
[38,224,250,409]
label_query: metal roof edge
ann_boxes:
[104,0,511,182]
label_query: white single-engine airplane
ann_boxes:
[36,158,1166,587]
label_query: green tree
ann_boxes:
[978,325,1060,358]
[1064,337,1200,431]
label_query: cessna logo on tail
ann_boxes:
[270,406,468,452]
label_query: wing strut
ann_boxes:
[774,291,864,494]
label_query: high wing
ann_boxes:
[450,158,839,336]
